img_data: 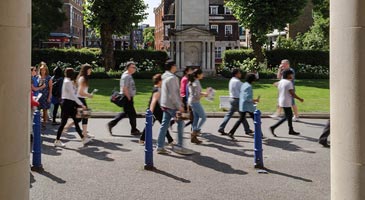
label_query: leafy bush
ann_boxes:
[114,49,168,71]
[222,49,255,65]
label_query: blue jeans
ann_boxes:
[157,108,184,149]
[191,102,206,132]
[218,98,239,131]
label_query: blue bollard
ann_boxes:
[31,109,43,171]
[144,109,155,170]
[254,109,264,169]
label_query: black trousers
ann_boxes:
[271,107,294,132]
[56,99,84,140]
[109,97,137,131]
[140,108,173,143]
[53,102,60,122]
[229,111,254,135]
[76,98,88,125]
[319,120,330,142]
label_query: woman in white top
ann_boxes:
[54,68,91,147]
[76,64,94,138]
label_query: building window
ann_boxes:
[225,25,233,35]
[225,7,232,14]
[210,6,218,15]
[215,47,222,58]
[164,25,170,37]
[211,25,218,34]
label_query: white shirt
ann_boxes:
[229,77,242,98]
[62,78,84,106]
[278,79,294,107]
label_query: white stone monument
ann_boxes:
[171,0,216,76]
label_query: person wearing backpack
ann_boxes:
[51,66,64,125]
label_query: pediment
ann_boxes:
[174,27,213,36]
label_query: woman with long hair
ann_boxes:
[51,66,64,125]
[76,64,94,138]
[54,68,91,147]
[31,66,45,96]
[38,63,53,129]
[188,69,208,144]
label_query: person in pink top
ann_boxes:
[180,66,194,127]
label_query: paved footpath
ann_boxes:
[30,118,330,200]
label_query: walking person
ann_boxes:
[139,74,174,145]
[107,61,141,135]
[188,69,207,144]
[180,66,194,127]
[270,59,300,121]
[31,66,45,97]
[319,120,330,147]
[38,63,53,129]
[76,64,94,138]
[156,60,191,155]
[227,73,259,140]
[54,68,92,147]
[218,69,242,135]
[269,70,304,137]
[51,66,64,125]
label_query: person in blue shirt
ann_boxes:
[227,73,260,140]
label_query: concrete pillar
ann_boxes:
[181,41,185,68]
[176,41,180,68]
[207,42,211,70]
[331,0,365,199]
[202,41,206,69]
[0,1,31,200]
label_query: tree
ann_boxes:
[32,0,67,48]
[84,0,147,70]
[143,27,155,49]
[226,0,308,62]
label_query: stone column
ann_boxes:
[0,0,31,200]
[176,41,180,68]
[331,0,365,199]
[207,42,211,70]
[181,41,185,69]
[202,41,206,69]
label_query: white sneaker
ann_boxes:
[292,116,300,122]
[54,140,66,147]
[269,113,280,119]
[172,146,194,155]
[82,137,92,145]
[157,148,170,154]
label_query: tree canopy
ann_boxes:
[84,0,147,70]
[226,0,308,62]
[32,0,67,48]
[143,27,155,49]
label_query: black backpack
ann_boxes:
[52,77,63,97]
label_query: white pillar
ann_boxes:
[331,0,365,199]
[0,0,31,200]
[202,41,206,69]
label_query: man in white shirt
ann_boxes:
[218,69,242,135]
[270,70,304,137]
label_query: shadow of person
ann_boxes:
[202,143,254,157]
[88,139,131,152]
[63,146,115,162]
[296,120,326,127]
[31,170,66,184]
[264,139,316,154]
[30,172,35,188]
[150,169,191,183]
[168,152,247,175]
[202,133,243,147]
[264,168,313,182]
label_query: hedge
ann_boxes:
[265,49,329,69]
[222,49,255,64]
[32,48,168,71]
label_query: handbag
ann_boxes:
[110,91,126,107]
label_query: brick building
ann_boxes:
[43,0,84,48]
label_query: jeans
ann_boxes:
[140,107,173,143]
[109,97,137,132]
[157,108,184,149]
[229,111,254,135]
[271,107,294,132]
[190,102,206,132]
[218,98,239,131]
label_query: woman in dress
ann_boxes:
[37,63,52,129]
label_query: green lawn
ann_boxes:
[88,78,329,113]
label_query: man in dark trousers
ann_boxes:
[108,61,141,135]
[319,120,330,147]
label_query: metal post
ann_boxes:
[31,109,43,171]
[144,109,155,170]
[254,109,264,169]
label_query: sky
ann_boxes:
[142,0,160,26]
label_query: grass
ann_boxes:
[88,78,329,113]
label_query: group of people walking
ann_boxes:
[31,63,95,147]
[31,58,329,152]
